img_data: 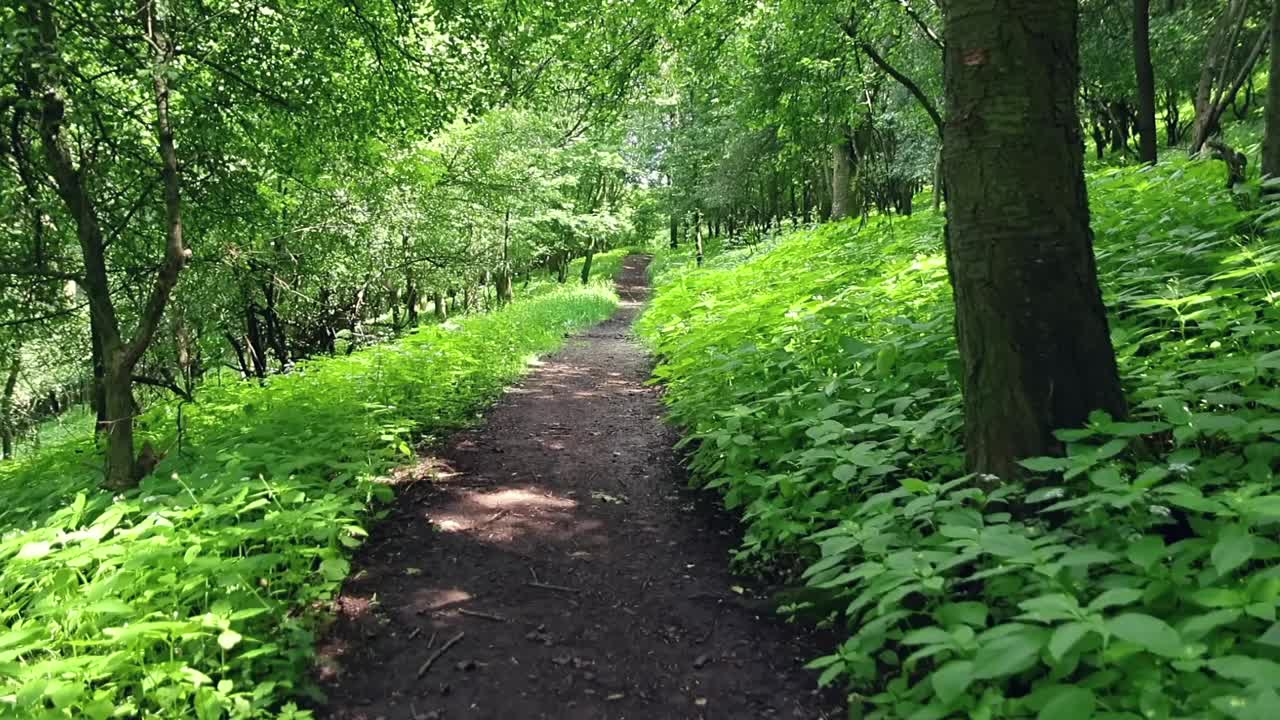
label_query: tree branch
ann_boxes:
[851,36,944,137]
[131,374,193,403]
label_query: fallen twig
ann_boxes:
[526,581,579,594]
[459,608,508,623]
[408,627,422,640]
[416,631,465,678]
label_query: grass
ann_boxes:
[640,160,1280,718]
[0,253,625,719]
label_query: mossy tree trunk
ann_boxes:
[942,0,1127,480]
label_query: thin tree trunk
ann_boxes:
[1264,0,1280,179]
[1191,0,1267,154]
[942,0,1127,480]
[21,0,189,488]
[1134,0,1159,163]
[1,353,19,460]
[831,129,853,221]
[580,238,595,284]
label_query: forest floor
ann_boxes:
[316,256,839,720]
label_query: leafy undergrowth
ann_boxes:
[0,271,620,719]
[640,161,1280,719]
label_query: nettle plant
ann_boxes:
[803,408,1280,719]
[0,280,618,718]
[643,160,1280,718]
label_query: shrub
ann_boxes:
[0,274,618,719]
[640,161,1280,718]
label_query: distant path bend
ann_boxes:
[319,255,837,720]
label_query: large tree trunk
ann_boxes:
[830,129,853,221]
[1134,0,1159,163]
[1264,0,1280,179]
[942,0,1127,480]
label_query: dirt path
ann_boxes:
[317,256,838,720]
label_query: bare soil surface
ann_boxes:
[317,256,839,720]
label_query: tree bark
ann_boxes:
[1264,0,1280,179]
[942,0,1127,480]
[1191,0,1268,154]
[433,290,448,321]
[830,129,853,221]
[1134,0,1159,163]
[1,353,19,460]
[21,0,189,488]
[580,238,595,284]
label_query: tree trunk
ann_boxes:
[224,333,251,377]
[1264,0,1280,179]
[21,0,189,489]
[1190,0,1268,154]
[1163,87,1182,146]
[406,281,419,325]
[831,130,853,221]
[245,304,268,378]
[101,362,138,487]
[1134,0,1159,163]
[580,239,595,284]
[1,353,19,460]
[942,0,1127,480]
[433,290,448,321]
[263,282,289,370]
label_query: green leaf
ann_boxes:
[1087,588,1144,612]
[86,599,134,615]
[973,629,1046,679]
[1126,535,1165,570]
[1039,687,1095,720]
[902,627,953,646]
[1049,621,1091,661]
[1207,656,1280,688]
[1106,613,1183,658]
[217,629,243,650]
[931,660,974,704]
[1211,525,1255,576]
[979,530,1037,558]
[318,556,350,582]
[1260,622,1280,647]
[1019,456,1070,473]
[16,541,52,560]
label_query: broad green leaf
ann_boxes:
[1039,687,1095,720]
[973,629,1046,679]
[1107,613,1184,658]
[1212,525,1255,576]
[931,660,974,704]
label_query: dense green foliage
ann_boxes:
[0,262,619,719]
[641,162,1280,718]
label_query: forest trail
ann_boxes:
[317,256,837,720]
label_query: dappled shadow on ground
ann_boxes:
[316,257,839,720]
